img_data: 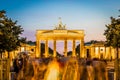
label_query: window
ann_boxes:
[31,49,34,52]
[100,49,103,51]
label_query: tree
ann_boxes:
[104,17,120,58]
[104,12,120,80]
[0,10,26,58]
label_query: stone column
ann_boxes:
[53,40,56,57]
[36,40,41,58]
[93,46,95,58]
[72,40,76,57]
[104,47,106,59]
[79,40,81,57]
[91,46,95,58]
[106,47,109,59]
[80,39,84,58]
[94,47,96,57]
[64,40,67,57]
[98,46,100,59]
[107,47,110,59]
[109,47,111,59]
[84,47,86,57]
[45,40,48,57]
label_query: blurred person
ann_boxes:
[13,58,20,80]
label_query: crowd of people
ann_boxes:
[11,55,109,80]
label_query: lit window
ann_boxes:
[21,47,24,51]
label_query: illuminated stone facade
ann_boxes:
[36,20,85,58]
[2,44,36,59]
[84,41,119,59]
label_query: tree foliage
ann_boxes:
[104,17,120,48]
[0,10,26,56]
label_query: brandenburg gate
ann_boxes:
[36,20,85,58]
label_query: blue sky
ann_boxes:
[0,0,120,42]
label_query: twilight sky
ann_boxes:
[0,0,120,42]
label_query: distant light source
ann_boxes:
[95,47,99,54]
[21,47,25,51]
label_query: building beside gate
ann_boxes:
[84,41,119,60]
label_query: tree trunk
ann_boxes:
[8,52,10,58]
[116,47,120,80]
